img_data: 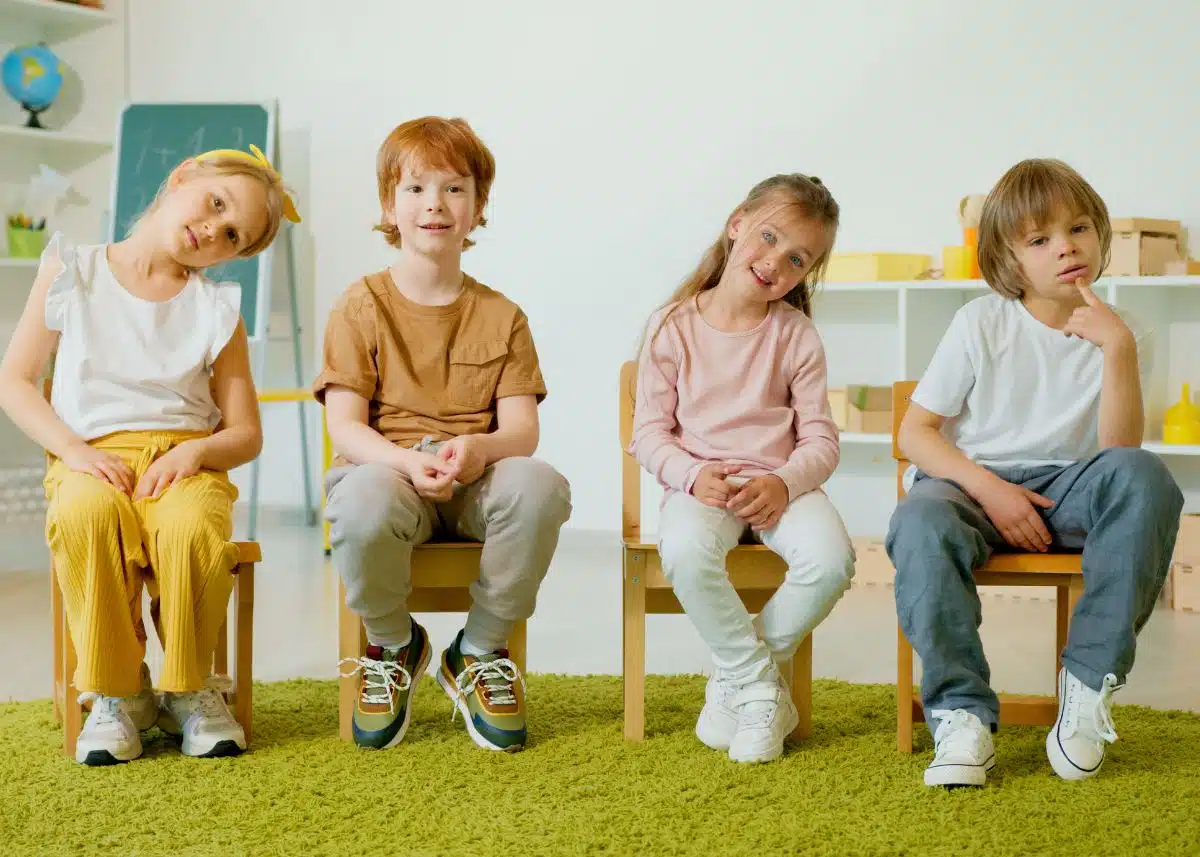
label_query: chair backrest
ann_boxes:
[891,381,917,499]
[619,361,640,542]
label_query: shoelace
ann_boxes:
[190,677,235,721]
[1064,672,1122,743]
[78,693,125,727]
[449,658,524,721]
[732,683,780,729]
[339,656,413,714]
[933,710,983,756]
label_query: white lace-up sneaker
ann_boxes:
[76,694,143,766]
[727,676,798,764]
[1046,668,1122,781]
[925,709,995,787]
[159,677,246,758]
[75,664,158,766]
[695,669,741,751]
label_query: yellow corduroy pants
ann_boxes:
[44,430,239,697]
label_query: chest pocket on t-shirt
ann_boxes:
[447,340,509,410]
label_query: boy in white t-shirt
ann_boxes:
[886,158,1184,788]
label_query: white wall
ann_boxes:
[126,0,1200,534]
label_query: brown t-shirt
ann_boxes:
[313,269,546,463]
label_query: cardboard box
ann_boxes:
[1106,218,1182,276]
[845,384,892,433]
[827,388,847,430]
[1171,514,1200,612]
[1164,259,1200,276]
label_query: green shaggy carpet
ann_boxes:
[2,676,1198,856]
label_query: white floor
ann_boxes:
[3,512,1200,715]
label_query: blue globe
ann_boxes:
[2,44,63,126]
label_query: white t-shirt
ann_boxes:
[912,292,1151,472]
[43,233,242,441]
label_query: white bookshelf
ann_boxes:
[0,0,119,487]
[812,276,1200,537]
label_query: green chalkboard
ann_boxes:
[109,102,275,338]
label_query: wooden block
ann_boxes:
[851,538,893,587]
[1110,217,1182,237]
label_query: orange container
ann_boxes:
[963,227,981,278]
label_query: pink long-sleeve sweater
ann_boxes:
[630,297,839,500]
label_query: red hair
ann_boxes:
[375,116,497,249]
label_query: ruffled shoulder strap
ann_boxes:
[41,232,80,332]
[200,276,244,365]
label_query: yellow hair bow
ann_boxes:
[194,143,301,223]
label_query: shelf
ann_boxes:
[821,275,1200,294]
[0,257,38,269]
[1143,442,1200,457]
[840,432,891,445]
[0,123,112,156]
[0,0,114,42]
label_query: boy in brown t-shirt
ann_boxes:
[314,117,571,753]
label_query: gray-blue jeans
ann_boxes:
[886,447,1183,735]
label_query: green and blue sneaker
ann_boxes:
[339,619,431,750]
[437,630,527,752]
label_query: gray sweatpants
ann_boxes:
[886,447,1183,735]
[325,446,572,648]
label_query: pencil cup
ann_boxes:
[7,227,47,259]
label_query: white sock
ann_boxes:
[461,604,511,656]
[369,630,412,657]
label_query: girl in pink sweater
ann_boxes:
[631,174,855,764]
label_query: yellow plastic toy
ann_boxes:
[1163,384,1200,445]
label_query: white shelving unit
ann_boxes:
[812,276,1200,537]
[0,0,118,494]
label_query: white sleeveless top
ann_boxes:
[43,233,241,441]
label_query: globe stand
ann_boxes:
[20,102,49,130]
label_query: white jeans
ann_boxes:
[658,489,855,685]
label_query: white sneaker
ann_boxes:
[159,678,246,758]
[1046,668,1121,781]
[925,709,995,787]
[695,670,740,751]
[727,676,798,764]
[76,694,144,765]
[126,663,158,732]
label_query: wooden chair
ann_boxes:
[619,361,813,742]
[51,544,259,757]
[891,381,1084,752]
[333,478,527,741]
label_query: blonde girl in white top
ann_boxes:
[0,146,299,765]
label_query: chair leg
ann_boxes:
[63,616,80,759]
[50,564,63,724]
[1055,583,1070,692]
[213,615,229,679]
[338,578,365,742]
[791,633,813,740]
[622,551,646,741]
[234,563,255,744]
[897,624,914,753]
[508,619,527,675]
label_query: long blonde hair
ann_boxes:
[642,174,839,354]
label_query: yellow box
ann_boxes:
[825,253,932,282]
[943,246,972,279]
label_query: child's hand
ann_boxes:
[407,452,458,502]
[691,463,743,509]
[62,443,136,495]
[437,436,486,485]
[727,474,789,531]
[1064,280,1134,351]
[976,478,1055,553]
[133,441,205,500]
